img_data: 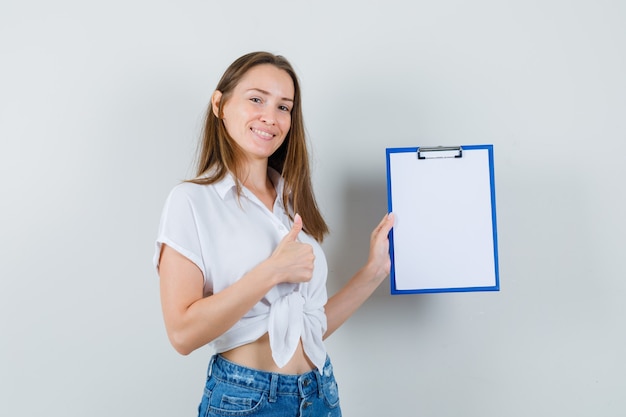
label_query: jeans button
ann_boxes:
[303,379,310,386]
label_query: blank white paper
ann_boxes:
[388,147,497,292]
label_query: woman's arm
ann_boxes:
[159,214,313,355]
[324,213,395,339]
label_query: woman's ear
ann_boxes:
[211,90,223,118]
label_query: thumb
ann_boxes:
[283,213,303,242]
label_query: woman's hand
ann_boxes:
[266,214,315,285]
[365,213,395,284]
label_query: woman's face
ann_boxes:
[214,64,295,163]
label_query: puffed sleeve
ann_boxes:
[153,184,206,279]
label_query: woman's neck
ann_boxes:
[239,160,276,211]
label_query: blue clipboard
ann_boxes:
[386,144,499,294]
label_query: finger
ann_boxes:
[283,213,303,242]
[373,213,394,237]
[384,212,395,231]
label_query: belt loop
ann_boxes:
[207,355,217,378]
[269,373,278,403]
[315,368,323,398]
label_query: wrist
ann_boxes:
[256,259,283,287]
[363,259,389,284]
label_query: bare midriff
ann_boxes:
[220,333,315,374]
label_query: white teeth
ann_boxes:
[251,128,273,138]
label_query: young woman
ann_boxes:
[154,51,394,416]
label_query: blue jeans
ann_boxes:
[198,354,342,417]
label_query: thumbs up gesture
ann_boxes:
[268,214,315,284]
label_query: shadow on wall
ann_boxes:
[325,170,392,298]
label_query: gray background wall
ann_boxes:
[1,1,624,416]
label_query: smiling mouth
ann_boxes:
[251,128,274,139]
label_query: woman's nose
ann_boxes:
[260,107,277,125]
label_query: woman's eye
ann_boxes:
[250,97,262,103]
[279,105,290,112]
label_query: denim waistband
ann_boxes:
[208,354,328,401]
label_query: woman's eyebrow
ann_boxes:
[246,88,294,103]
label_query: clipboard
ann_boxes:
[386,144,499,294]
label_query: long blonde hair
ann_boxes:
[190,51,329,242]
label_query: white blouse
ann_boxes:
[153,169,328,371]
